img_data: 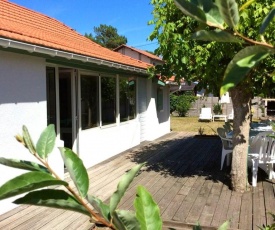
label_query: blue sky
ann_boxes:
[11,0,158,52]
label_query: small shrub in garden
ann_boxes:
[176,94,197,117]
[0,125,162,230]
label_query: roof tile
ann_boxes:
[0,0,151,69]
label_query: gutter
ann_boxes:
[0,38,148,74]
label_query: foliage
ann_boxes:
[170,94,178,113]
[0,125,162,230]
[85,24,127,49]
[171,93,197,116]
[198,127,205,135]
[213,103,222,115]
[148,0,275,96]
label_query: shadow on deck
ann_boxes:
[0,132,275,230]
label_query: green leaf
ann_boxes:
[0,158,49,173]
[87,195,110,223]
[0,171,67,200]
[59,147,89,198]
[14,189,90,216]
[36,124,56,159]
[218,220,230,230]
[134,186,162,230]
[116,210,140,230]
[220,46,272,95]
[191,30,243,43]
[216,0,239,28]
[22,125,36,154]
[109,164,144,214]
[259,8,275,34]
[112,211,126,230]
[174,0,207,25]
[203,0,224,28]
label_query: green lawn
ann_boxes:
[170,116,226,135]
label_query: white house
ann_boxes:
[113,44,165,66]
[0,0,170,214]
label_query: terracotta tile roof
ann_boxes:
[0,0,151,70]
[114,44,163,62]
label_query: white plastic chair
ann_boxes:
[217,127,233,170]
[199,108,212,121]
[248,131,275,187]
[227,110,234,120]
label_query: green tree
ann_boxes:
[149,0,275,192]
[85,24,127,49]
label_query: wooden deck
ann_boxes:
[1,131,275,230]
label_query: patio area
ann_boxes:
[0,131,275,230]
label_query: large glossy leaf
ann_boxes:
[0,171,67,200]
[112,211,126,230]
[202,0,224,28]
[0,158,49,173]
[116,210,140,230]
[87,195,110,222]
[192,30,243,43]
[22,125,36,154]
[14,189,90,216]
[174,0,207,24]
[36,124,56,159]
[216,0,239,28]
[220,46,272,95]
[109,164,144,214]
[134,186,162,230]
[59,147,89,198]
[259,8,275,34]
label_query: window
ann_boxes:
[46,67,56,127]
[120,77,136,122]
[157,87,164,111]
[101,76,116,126]
[81,75,99,129]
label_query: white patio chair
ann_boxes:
[248,131,275,187]
[217,127,233,170]
[227,110,234,121]
[199,107,212,121]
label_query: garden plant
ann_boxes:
[0,125,162,230]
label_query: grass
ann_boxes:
[170,116,226,135]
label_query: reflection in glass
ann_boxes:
[81,76,99,129]
[120,77,136,122]
[101,76,116,126]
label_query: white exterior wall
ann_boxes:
[0,51,63,214]
[138,78,170,141]
[78,121,140,168]
[0,50,170,215]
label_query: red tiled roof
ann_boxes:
[0,0,151,70]
[114,44,163,62]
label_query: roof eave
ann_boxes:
[0,37,148,74]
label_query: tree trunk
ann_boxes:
[230,85,252,192]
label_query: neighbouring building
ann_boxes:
[0,0,170,214]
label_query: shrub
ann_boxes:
[213,103,222,115]
[175,94,197,117]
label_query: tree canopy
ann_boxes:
[148,0,275,97]
[85,24,127,49]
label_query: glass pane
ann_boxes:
[81,75,99,129]
[101,76,116,126]
[46,67,56,128]
[128,78,136,120]
[119,77,136,122]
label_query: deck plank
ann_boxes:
[0,132,275,230]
